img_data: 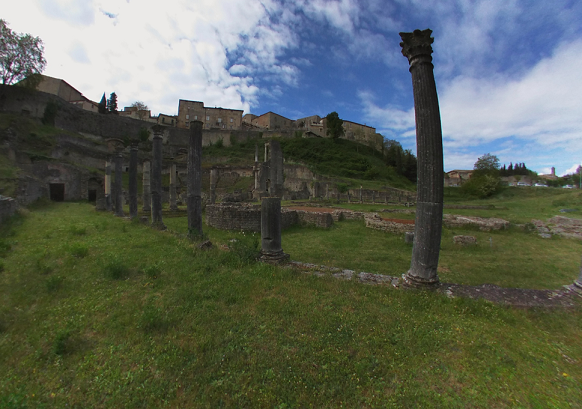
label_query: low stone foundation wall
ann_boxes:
[364,213,413,234]
[331,210,365,222]
[205,203,334,232]
[206,203,262,232]
[443,214,510,231]
[295,210,334,228]
[0,195,17,226]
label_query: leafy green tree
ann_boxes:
[325,112,344,140]
[474,153,500,173]
[98,93,107,114]
[130,101,149,120]
[107,92,118,113]
[461,153,502,198]
[0,20,46,85]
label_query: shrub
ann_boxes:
[41,101,58,126]
[69,225,87,236]
[103,256,129,280]
[69,243,89,258]
[229,234,260,265]
[52,330,71,355]
[46,275,64,292]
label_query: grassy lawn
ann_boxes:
[0,202,581,408]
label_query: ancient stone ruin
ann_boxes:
[150,125,166,230]
[259,197,289,264]
[400,29,444,288]
[187,121,203,237]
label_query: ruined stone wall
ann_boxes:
[205,204,334,232]
[364,213,413,234]
[0,195,17,225]
[205,203,262,232]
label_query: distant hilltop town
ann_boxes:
[33,74,383,149]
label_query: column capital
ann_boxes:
[151,124,165,137]
[399,29,434,67]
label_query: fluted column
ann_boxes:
[169,158,178,211]
[187,121,203,237]
[114,149,124,217]
[129,143,138,218]
[142,160,151,211]
[260,197,289,264]
[104,159,112,211]
[151,125,166,229]
[400,29,443,288]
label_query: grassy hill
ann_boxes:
[0,191,581,407]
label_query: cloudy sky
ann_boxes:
[4,0,582,174]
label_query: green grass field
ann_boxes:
[0,200,581,408]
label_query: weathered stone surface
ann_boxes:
[365,213,412,234]
[331,210,365,222]
[128,144,138,218]
[453,235,477,245]
[546,216,582,240]
[404,231,414,244]
[443,214,510,231]
[400,29,444,288]
[0,195,17,225]
[104,159,112,211]
[260,197,289,264]
[197,240,213,250]
[142,160,151,212]
[187,121,203,237]
[150,125,166,229]
[113,150,124,217]
[169,161,178,211]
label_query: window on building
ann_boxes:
[162,117,165,123]
[230,118,233,123]
[206,116,210,121]
[194,115,198,120]
[218,118,222,123]
[186,114,189,120]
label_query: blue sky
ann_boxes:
[4,0,582,174]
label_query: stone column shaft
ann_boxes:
[260,197,289,264]
[142,160,151,211]
[187,121,203,237]
[114,151,124,217]
[400,29,444,287]
[129,144,138,218]
[151,126,165,229]
[105,160,112,211]
[169,161,178,211]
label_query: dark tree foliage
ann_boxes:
[98,93,107,114]
[462,153,502,198]
[499,161,533,176]
[325,112,344,140]
[107,92,118,113]
[383,139,417,182]
[0,20,46,85]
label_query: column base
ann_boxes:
[260,250,290,265]
[402,271,440,289]
[151,221,167,231]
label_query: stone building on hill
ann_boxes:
[176,99,243,130]
[34,75,99,113]
[250,111,295,130]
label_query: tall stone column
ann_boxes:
[169,158,178,211]
[151,125,166,229]
[129,143,138,218]
[114,149,124,217]
[254,144,260,190]
[209,168,218,204]
[187,121,203,237]
[104,159,112,211]
[400,29,444,288]
[142,160,151,212]
[260,197,289,264]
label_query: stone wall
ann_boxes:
[364,213,414,234]
[205,203,334,231]
[0,195,17,225]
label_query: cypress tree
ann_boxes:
[98,93,107,114]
